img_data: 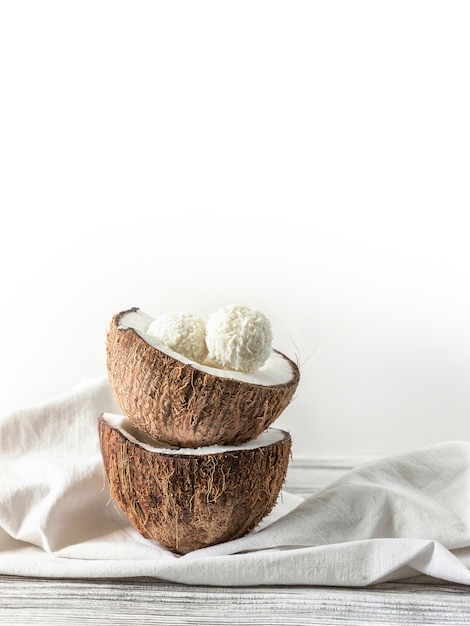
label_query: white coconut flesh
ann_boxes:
[118,308,295,386]
[103,412,288,455]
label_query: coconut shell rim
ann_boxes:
[112,307,300,390]
[98,413,292,459]
[99,413,292,460]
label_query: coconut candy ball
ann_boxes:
[205,304,273,373]
[147,312,208,363]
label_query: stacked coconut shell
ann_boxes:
[99,307,300,554]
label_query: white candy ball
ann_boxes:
[147,312,208,363]
[205,304,273,373]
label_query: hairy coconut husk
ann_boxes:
[98,415,292,554]
[106,308,300,447]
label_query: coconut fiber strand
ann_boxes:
[1,377,470,587]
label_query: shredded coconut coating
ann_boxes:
[205,304,273,373]
[147,312,208,363]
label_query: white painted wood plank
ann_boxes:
[1,578,470,626]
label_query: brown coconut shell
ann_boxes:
[98,415,291,554]
[106,308,300,448]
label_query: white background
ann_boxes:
[1,1,469,458]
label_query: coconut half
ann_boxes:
[106,308,300,447]
[98,413,291,554]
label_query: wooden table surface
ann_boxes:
[2,458,469,626]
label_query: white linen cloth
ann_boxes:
[0,377,469,587]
